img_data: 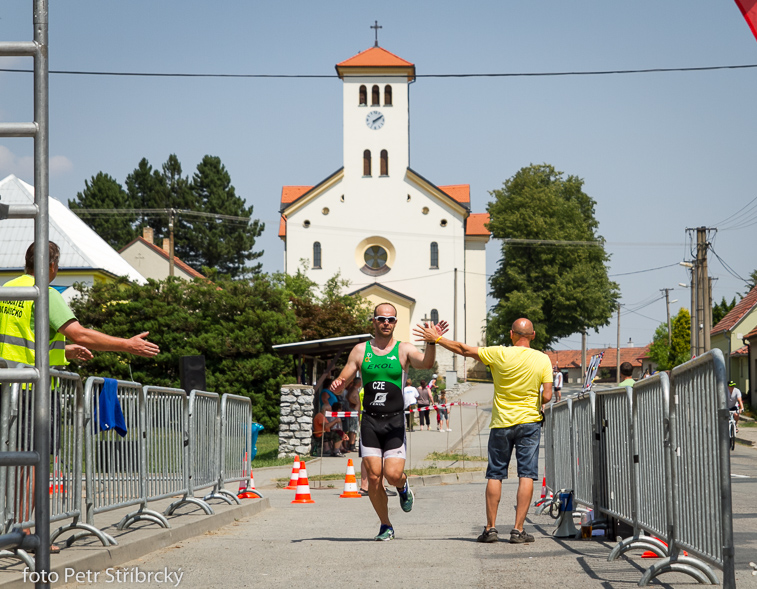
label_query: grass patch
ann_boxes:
[425,451,487,462]
[739,420,757,428]
[251,433,315,468]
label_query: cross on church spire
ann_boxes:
[371,20,382,47]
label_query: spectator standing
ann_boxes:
[313,403,345,457]
[416,379,434,430]
[553,365,563,402]
[438,390,451,432]
[618,362,635,387]
[403,378,419,431]
[414,317,552,544]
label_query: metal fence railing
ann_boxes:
[541,349,735,588]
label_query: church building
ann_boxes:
[278,44,490,378]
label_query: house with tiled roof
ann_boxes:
[545,345,652,384]
[711,284,757,396]
[742,324,757,404]
[278,44,490,378]
[0,174,146,302]
[119,228,206,282]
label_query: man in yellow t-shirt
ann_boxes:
[414,317,552,545]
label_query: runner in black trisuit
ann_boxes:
[331,302,446,541]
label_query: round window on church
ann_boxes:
[356,236,395,277]
[364,246,387,269]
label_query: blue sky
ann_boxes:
[1,1,755,350]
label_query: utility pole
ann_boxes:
[581,330,587,383]
[694,227,714,354]
[168,208,176,277]
[616,304,621,384]
[661,288,673,347]
[453,267,458,374]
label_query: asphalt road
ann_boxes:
[57,439,757,589]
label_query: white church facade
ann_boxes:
[278,45,490,378]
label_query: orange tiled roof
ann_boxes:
[278,216,286,238]
[119,237,206,279]
[545,345,651,369]
[466,213,490,236]
[731,345,749,357]
[281,186,313,206]
[438,184,470,205]
[744,325,757,340]
[336,46,414,68]
[712,285,757,335]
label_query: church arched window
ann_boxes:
[371,85,380,106]
[430,242,439,268]
[359,85,367,106]
[363,150,372,176]
[430,309,439,324]
[384,85,392,106]
[380,150,388,176]
[313,242,322,269]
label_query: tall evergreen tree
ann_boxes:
[486,164,618,349]
[68,172,137,249]
[188,155,264,277]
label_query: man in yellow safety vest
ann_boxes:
[0,242,160,366]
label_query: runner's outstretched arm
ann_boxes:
[413,323,481,361]
[330,343,365,394]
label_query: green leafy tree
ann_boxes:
[712,296,737,327]
[187,155,264,277]
[68,275,300,430]
[486,164,619,349]
[648,308,691,370]
[276,269,372,341]
[68,173,138,249]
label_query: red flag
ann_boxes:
[735,0,757,41]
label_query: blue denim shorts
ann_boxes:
[486,422,541,480]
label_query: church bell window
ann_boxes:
[363,150,372,176]
[380,150,388,176]
[384,85,392,106]
[359,85,367,106]
[371,85,380,106]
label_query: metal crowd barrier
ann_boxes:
[81,377,168,541]
[213,394,255,504]
[541,350,734,588]
[0,364,265,580]
[180,390,227,508]
[144,386,212,517]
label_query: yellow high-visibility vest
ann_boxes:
[0,274,67,367]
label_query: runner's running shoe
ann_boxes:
[398,481,414,512]
[374,525,395,541]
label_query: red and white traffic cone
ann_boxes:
[291,462,315,504]
[238,463,263,499]
[285,456,301,490]
[340,458,361,498]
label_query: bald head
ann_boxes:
[510,318,535,346]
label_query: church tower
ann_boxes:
[335,46,415,181]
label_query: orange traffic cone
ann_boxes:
[238,465,263,499]
[49,456,64,495]
[340,458,361,498]
[291,462,315,504]
[539,476,547,500]
[284,456,301,490]
[641,538,687,558]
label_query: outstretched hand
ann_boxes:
[435,320,449,336]
[129,332,160,358]
[413,322,441,344]
[65,344,93,362]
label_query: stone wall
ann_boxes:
[278,384,315,458]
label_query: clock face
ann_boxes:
[366,110,385,130]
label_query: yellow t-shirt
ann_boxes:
[478,345,553,428]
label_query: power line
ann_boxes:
[1,63,757,80]
[609,262,680,277]
[713,194,757,228]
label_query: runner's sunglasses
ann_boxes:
[374,315,397,324]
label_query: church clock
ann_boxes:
[366,110,385,130]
